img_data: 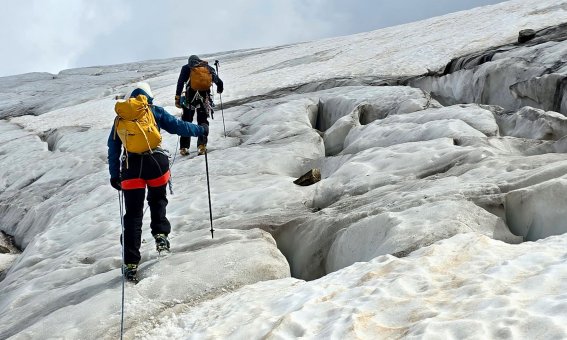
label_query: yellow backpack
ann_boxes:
[189,61,213,91]
[114,94,162,154]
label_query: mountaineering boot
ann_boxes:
[198,144,207,155]
[180,148,189,156]
[154,234,170,253]
[123,264,139,283]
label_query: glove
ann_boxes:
[216,81,224,94]
[110,177,122,191]
[201,124,209,137]
[175,95,181,108]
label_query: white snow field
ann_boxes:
[1,0,567,339]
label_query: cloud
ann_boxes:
[0,0,508,77]
[73,0,344,68]
[0,0,128,76]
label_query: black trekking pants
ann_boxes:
[180,89,210,149]
[121,152,171,265]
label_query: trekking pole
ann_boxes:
[213,60,227,138]
[118,191,126,340]
[204,149,214,238]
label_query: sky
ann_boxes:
[0,0,510,78]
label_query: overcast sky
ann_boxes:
[0,0,509,77]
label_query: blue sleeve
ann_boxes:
[176,65,190,96]
[153,106,204,137]
[107,124,122,179]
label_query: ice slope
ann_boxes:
[1,0,567,339]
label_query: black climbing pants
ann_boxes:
[121,152,171,264]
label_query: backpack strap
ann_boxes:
[113,116,129,169]
[137,106,160,154]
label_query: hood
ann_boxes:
[188,55,202,68]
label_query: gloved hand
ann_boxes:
[216,81,224,94]
[201,124,209,137]
[175,95,181,108]
[110,177,122,191]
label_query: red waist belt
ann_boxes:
[121,170,171,190]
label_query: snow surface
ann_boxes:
[1,0,567,339]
